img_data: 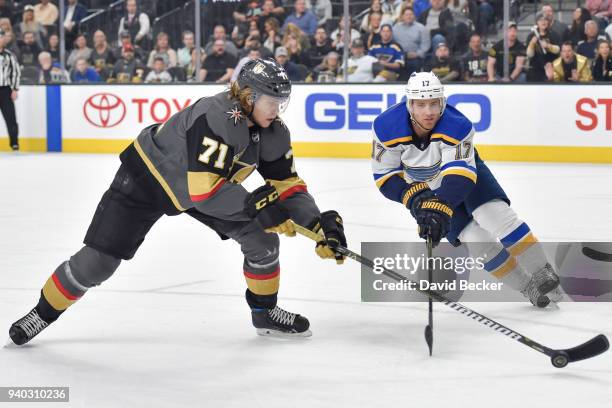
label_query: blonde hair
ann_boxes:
[228,81,254,114]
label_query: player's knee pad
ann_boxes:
[239,226,280,266]
[69,246,121,288]
[471,199,522,239]
[459,220,503,259]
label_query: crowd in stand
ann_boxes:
[0,0,610,84]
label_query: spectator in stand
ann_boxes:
[115,30,144,60]
[177,31,195,67]
[283,23,311,52]
[312,0,332,30]
[487,22,526,81]
[0,18,19,59]
[234,1,262,32]
[368,24,404,81]
[71,58,102,83]
[232,46,261,81]
[462,33,488,82]
[147,32,177,68]
[63,0,87,50]
[423,42,460,82]
[472,0,495,37]
[282,0,317,35]
[362,0,393,32]
[330,15,361,52]
[308,50,340,82]
[283,30,310,66]
[274,46,304,81]
[542,3,570,43]
[308,26,333,68]
[205,25,239,58]
[607,21,612,39]
[19,31,41,67]
[592,40,612,81]
[186,47,206,82]
[570,7,592,46]
[551,41,592,82]
[262,17,282,55]
[0,0,13,24]
[110,44,145,83]
[38,51,70,84]
[201,39,236,83]
[526,14,560,82]
[586,0,612,30]
[362,11,383,50]
[256,0,285,34]
[16,5,46,48]
[577,20,607,60]
[145,56,172,83]
[412,0,432,18]
[418,0,454,51]
[339,38,378,82]
[45,33,59,62]
[393,7,430,76]
[89,30,115,81]
[67,33,92,68]
[34,0,58,27]
[118,0,151,51]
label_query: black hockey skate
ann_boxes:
[521,263,561,308]
[7,308,52,346]
[252,306,311,337]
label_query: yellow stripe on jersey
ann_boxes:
[383,136,412,147]
[375,171,404,188]
[431,133,461,146]
[440,168,477,183]
[188,171,225,198]
[134,140,186,211]
[267,177,307,195]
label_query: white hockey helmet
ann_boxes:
[405,72,446,115]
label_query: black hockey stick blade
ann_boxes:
[424,325,433,356]
[550,334,610,368]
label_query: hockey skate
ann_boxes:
[521,263,561,308]
[252,306,311,337]
[6,308,52,347]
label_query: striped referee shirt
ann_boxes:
[0,48,21,90]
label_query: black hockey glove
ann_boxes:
[415,197,453,248]
[245,184,295,236]
[312,211,347,264]
[401,182,435,219]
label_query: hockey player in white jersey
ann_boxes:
[371,72,561,307]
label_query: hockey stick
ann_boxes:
[293,222,609,368]
[424,237,433,356]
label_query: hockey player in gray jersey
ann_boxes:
[8,59,347,346]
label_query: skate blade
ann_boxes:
[256,328,312,338]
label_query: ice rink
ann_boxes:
[1,153,611,408]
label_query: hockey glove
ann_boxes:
[415,197,453,248]
[245,184,296,236]
[312,210,347,264]
[401,182,435,219]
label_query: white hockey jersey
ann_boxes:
[371,102,477,208]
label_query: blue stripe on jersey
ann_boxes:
[434,174,476,208]
[484,248,510,272]
[440,160,477,173]
[373,166,403,180]
[378,174,409,203]
[501,223,531,247]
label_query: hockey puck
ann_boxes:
[551,351,569,368]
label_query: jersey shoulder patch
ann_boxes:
[430,105,474,146]
[373,102,413,148]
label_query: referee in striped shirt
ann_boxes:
[0,28,20,151]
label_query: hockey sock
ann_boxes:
[243,257,280,310]
[37,261,88,323]
[500,222,550,276]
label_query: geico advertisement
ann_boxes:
[0,86,46,139]
[61,84,612,146]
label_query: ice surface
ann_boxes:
[1,153,611,408]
